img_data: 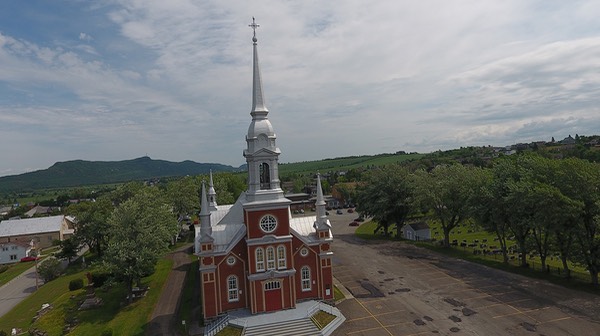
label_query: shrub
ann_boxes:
[0,330,7,336]
[37,257,62,282]
[101,328,113,336]
[69,278,84,291]
[91,272,110,288]
[0,265,8,274]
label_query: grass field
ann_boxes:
[279,153,423,175]
[0,257,173,336]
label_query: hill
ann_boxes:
[279,153,424,175]
[0,156,238,194]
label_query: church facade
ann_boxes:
[194,21,334,320]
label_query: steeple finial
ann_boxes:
[249,17,260,43]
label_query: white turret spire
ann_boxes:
[314,173,331,232]
[208,170,218,210]
[249,17,268,117]
[199,180,214,243]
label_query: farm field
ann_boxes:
[279,153,423,175]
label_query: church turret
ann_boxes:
[314,174,332,238]
[208,170,218,211]
[199,181,214,245]
[243,18,286,203]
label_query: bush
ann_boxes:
[0,329,7,336]
[69,278,84,291]
[0,265,8,274]
[37,257,62,282]
[91,272,110,288]
[101,328,113,336]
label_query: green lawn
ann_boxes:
[0,261,37,287]
[0,258,173,336]
[311,310,336,330]
[279,153,423,175]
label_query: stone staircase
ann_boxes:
[243,318,321,336]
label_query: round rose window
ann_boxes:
[260,215,277,233]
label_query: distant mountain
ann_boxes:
[0,156,240,193]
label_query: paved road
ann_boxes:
[329,212,600,336]
[0,264,39,318]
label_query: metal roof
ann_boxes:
[0,215,65,237]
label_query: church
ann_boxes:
[194,20,334,320]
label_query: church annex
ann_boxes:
[194,20,334,320]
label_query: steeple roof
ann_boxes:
[250,17,268,118]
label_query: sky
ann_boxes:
[1,1,600,177]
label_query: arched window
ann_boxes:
[277,245,286,269]
[227,275,239,302]
[301,266,311,291]
[266,246,276,270]
[256,248,265,272]
[259,162,271,189]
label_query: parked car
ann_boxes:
[347,209,354,213]
[354,217,365,222]
[349,221,359,226]
[336,209,343,215]
[20,256,38,262]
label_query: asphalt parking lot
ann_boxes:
[329,211,600,336]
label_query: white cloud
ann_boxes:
[1,1,600,175]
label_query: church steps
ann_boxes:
[243,318,320,336]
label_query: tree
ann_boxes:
[103,186,178,302]
[58,238,80,264]
[355,165,414,236]
[38,257,62,282]
[67,197,113,256]
[413,164,487,247]
[556,158,600,285]
[166,176,199,220]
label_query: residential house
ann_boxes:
[400,222,431,241]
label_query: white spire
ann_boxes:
[208,170,217,210]
[314,173,331,232]
[199,180,213,242]
[250,17,268,118]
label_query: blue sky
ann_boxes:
[1,1,600,177]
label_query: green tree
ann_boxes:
[67,197,113,256]
[58,238,80,264]
[556,158,600,285]
[38,257,62,282]
[166,176,199,220]
[413,164,487,247]
[355,166,414,236]
[103,186,178,302]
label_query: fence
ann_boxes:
[204,314,229,336]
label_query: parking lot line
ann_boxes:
[539,316,571,324]
[346,326,386,335]
[493,306,550,319]
[354,298,393,336]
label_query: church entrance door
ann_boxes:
[264,280,282,312]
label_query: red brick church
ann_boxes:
[195,20,334,320]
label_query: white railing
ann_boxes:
[204,314,229,336]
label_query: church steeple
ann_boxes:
[314,173,332,234]
[208,170,218,210]
[199,180,214,243]
[243,17,285,202]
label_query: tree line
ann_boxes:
[355,152,600,285]
[60,173,244,301]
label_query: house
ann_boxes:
[0,215,75,249]
[400,221,431,241]
[24,205,55,218]
[194,25,334,320]
[0,241,32,264]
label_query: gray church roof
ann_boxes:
[0,215,65,237]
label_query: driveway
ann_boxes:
[330,212,600,335]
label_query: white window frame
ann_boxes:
[277,245,286,269]
[259,215,277,233]
[256,248,265,272]
[227,275,239,302]
[301,266,311,291]
[266,246,276,270]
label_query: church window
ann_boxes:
[277,245,286,269]
[266,246,276,270]
[264,280,281,290]
[256,248,265,271]
[259,162,271,189]
[300,247,309,257]
[227,275,239,302]
[301,266,311,291]
[259,215,277,233]
[227,256,236,266]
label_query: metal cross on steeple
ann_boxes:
[249,17,260,42]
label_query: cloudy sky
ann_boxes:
[1,1,600,177]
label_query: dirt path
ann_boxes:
[146,245,194,336]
